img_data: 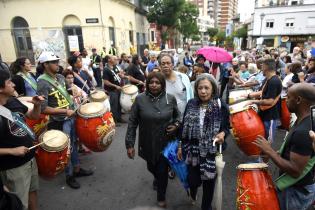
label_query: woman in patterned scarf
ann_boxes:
[178,73,230,210]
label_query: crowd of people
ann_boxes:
[0,45,314,210]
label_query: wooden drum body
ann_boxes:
[89,90,111,112]
[36,130,70,179]
[18,97,49,138]
[120,84,138,112]
[229,88,253,105]
[76,102,115,152]
[230,101,265,156]
[280,98,290,131]
[236,163,280,210]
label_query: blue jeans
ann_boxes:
[277,184,315,210]
[63,118,80,176]
[263,120,277,144]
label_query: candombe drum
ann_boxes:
[280,98,290,131]
[76,102,115,152]
[120,84,138,112]
[229,101,265,156]
[89,90,110,112]
[236,163,280,210]
[17,97,49,138]
[36,130,70,179]
[229,88,253,105]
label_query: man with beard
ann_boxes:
[254,83,315,210]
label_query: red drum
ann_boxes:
[236,163,280,210]
[36,130,70,179]
[18,97,49,138]
[230,101,265,156]
[76,102,115,152]
[229,88,253,105]
[280,98,290,131]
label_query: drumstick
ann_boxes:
[64,98,89,120]
[28,136,57,150]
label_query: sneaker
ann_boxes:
[74,168,94,178]
[66,176,80,189]
[190,195,198,205]
[168,169,175,179]
[153,179,157,191]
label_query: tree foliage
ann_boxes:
[177,2,199,40]
[215,30,226,44]
[207,27,219,37]
[142,0,199,42]
[234,26,248,38]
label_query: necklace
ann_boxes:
[201,103,208,109]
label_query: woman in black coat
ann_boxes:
[125,72,180,208]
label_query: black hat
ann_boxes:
[196,54,206,62]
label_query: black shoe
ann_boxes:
[66,176,80,189]
[74,168,94,178]
[153,179,157,191]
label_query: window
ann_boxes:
[285,18,294,27]
[266,20,274,28]
[307,17,315,26]
[291,1,298,5]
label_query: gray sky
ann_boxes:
[238,0,255,22]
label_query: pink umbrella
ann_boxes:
[196,46,233,63]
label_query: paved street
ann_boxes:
[37,114,290,210]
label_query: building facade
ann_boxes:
[250,1,315,51]
[0,0,149,65]
[207,0,238,29]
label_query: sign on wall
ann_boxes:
[86,18,99,24]
[68,35,79,51]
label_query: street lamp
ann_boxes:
[259,12,265,37]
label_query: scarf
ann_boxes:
[182,98,222,180]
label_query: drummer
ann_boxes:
[247,59,282,144]
[103,55,127,124]
[10,57,37,97]
[37,52,93,189]
[126,55,145,92]
[253,83,315,210]
[0,69,44,210]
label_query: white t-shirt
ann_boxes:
[281,73,293,98]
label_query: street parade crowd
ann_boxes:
[0,44,315,210]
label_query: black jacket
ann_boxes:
[125,91,180,165]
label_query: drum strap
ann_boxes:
[275,129,315,191]
[259,76,280,111]
[38,74,74,107]
[17,72,37,91]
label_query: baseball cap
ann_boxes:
[38,51,60,63]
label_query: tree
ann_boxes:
[142,0,185,44]
[215,30,226,46]
[191,35,201,41]
[234,26,248,38]
[177,2,200,42]
[207,27,219,37]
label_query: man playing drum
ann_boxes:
[103,55,126,124]
[248,59,282,144]
[37,52,93,189]
[0,69,44,210]
[254,83,315,210]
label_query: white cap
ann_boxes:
[38,51,60,63]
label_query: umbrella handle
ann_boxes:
[219,144,222,154]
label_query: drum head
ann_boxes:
[39,130,69,152]
[17,97,34,111]
[229,101,250,114]
[90,90,107,102]
[122,85,138,95]
[237,163,268,170]
[78,102,106,118]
